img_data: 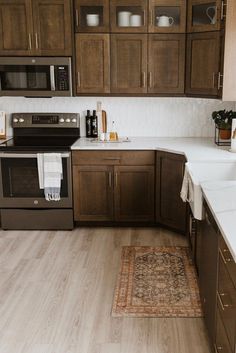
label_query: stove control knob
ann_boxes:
[59,118,65,123]
[66,118,71,123]
[19,118,24,123]
[72,118,77,123]
[13,118,19,123]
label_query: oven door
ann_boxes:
[0,152,72,208]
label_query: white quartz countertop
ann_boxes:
[71,137,236,162]
[201,181,236,262]
[72,136,236,261]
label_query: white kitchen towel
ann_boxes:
[180,167,193,203]
[37,153,63,201]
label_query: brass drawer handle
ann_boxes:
[219,247,233,264]
[103,157,120,161]
[214,343,223,352]
[115,172,118,187]
[217,292,231,311]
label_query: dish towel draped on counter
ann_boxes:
[37,153,63,201]
[180,167,194,203]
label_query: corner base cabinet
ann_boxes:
[72,151,155,223]
[156,151,187,233]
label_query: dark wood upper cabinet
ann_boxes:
[187,0,225,33]
[75,34,110,94]
[32,0,72,56]
[74,0,110,33]
[114,165,155,222]
[156,151,187,233]
[149,0,186,33]
[0,0,34,55]
[186,31,221,97]
[0,0,72,56]
[111,34,147,93]
[110,0,147,33]
[148,34,185,94]
[73,165,114,222]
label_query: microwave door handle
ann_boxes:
[50,66,56,91]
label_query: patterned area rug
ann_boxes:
[112,246,203,318]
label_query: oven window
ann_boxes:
[0,65,50,91]
[1,158,68,198]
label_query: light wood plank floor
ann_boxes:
[0,227,211,353]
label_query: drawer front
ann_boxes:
[219,235,236,288]
[215,307,233,353]
[217,249,236,352]
[72,151,155,166]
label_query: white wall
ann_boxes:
[0,96,234,137]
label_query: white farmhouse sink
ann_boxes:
[185,161,236,220]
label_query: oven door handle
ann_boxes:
[0,153,70,158]
[50,65,56,91]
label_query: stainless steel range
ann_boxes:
[0,113,80,230]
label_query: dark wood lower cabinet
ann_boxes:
[73,165,113,221]
[156,151,187,233]
[198,201,236,353]
[72,151,155,223]
[198,201,219,349]
[114,166,154,222]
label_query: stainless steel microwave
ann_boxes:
[0,57,72,97]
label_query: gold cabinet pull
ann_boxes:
[148,72,152,88]
[219,247,233,264]
[141,72,146,88]
[35,33,39,50]
[28,33,32,50]
[221,1,227,20]
[108,172,112,188]
[217,72,223,90]
[150,9,154,26]
[77,72,81,89]
[75,9,79,27]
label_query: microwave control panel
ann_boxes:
[55,66,69,91]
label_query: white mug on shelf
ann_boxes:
[130,14,142,27]
[118,11,131,27]
[156,15,174,27]
[86,14,99,27]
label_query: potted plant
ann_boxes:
[212,110,236,140]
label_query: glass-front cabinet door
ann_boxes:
[110,0,147,33]
[187,0,224,32]
[74,0,109,32]
[149,0,186,33]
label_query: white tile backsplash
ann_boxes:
[0,96,234,137]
